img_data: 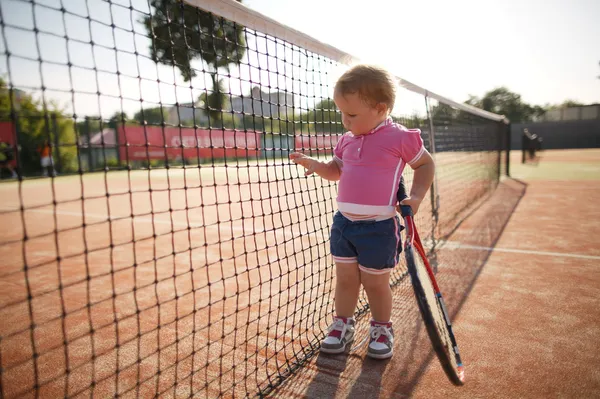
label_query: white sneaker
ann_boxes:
[320,316,355,354]
[367,320,394,359]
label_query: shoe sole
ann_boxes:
[366,349,393,359]
[320,336,354,354]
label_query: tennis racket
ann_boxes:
[397,177,465,385]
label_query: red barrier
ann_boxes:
[0,121,17,167]
[294,134,340,157]
[118,126,262,161]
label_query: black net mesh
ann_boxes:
[0,0,508,397]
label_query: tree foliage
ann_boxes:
[0,78,78,174]
[465,87,593,123]
[299,98,343,134]
[144,0,246,123]
[467,87,536,123]
[430,102,457,123]
[133,106,167,125]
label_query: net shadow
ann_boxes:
[271,179,526,398]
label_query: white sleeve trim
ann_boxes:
[407,146,425,166]
[333,156,343,167]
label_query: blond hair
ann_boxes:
[334,64,396,112]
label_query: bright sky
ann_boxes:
[246,0,600,106]
[0,0,598,119]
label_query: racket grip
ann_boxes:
[396,176,413,217]
[399,204,413,217]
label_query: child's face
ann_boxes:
[334,92,387,135]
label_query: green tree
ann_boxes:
[144,0,246,124]
[430,102,456,124]
[299,98,343,134]
[467,87,535,123]
[75,112,132,136]
[75,117,102,135]
[390,113,427,129]
[531,105,547,120]
[133,106,167,125]
[464,95,480,107]
[243,113,265,132]
[558,100,584,108]
[0,78,78,174]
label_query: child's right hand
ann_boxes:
[289,152,319,176]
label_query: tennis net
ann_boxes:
[0,0,509,397]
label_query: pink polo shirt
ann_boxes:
[333,118,425,218]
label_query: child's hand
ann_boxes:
[397,195,424,214]
[289,152,319,176]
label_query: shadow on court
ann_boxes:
[411,149,600,398]
[269,179,527,398]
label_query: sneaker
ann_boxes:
[367,320,394,359]
[320,316,355,354]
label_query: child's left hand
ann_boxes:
[397,195,424,214]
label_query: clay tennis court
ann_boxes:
[1,149,597,398]
[0,158,343,398]
[0,146,491,397]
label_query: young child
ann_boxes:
[289,64,435,359]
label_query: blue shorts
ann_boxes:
[330,212,403,275]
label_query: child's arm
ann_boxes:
[289,152,341,181]
[400,149,435,214]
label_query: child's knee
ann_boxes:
[360,273,390,293]
[336,272,360,288]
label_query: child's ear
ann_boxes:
[376,103,388,115]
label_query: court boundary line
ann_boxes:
[7,207,598,261]
[0,207,320,237]
[439,240,600,260]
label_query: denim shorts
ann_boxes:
[330,211,403,274]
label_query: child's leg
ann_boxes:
[361,269,394,359]
[334,261,361,318]
[360,270,392,322]
[320,261,360,354]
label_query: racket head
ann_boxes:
[404,236,465,386]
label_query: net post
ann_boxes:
[51,114,62,173]
[14,115,23,176]
[424,94,440,234]
[521,127,526,164]
[84,117,93,170]
[505,121,511,176]
[114,117,122,168]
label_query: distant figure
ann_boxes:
[0,141,18,179]
[38,140,56,177]
[522,128,538,163]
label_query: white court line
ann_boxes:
[1,207,317,238]
[12,208,596,260]
[439,240,600,261]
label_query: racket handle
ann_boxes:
[396,176,413,217]
[399,204,413,217]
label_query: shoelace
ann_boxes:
[350,334,369,352]
[327,318,347,337]
[349,323,394,353]
[370,325,392,343]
